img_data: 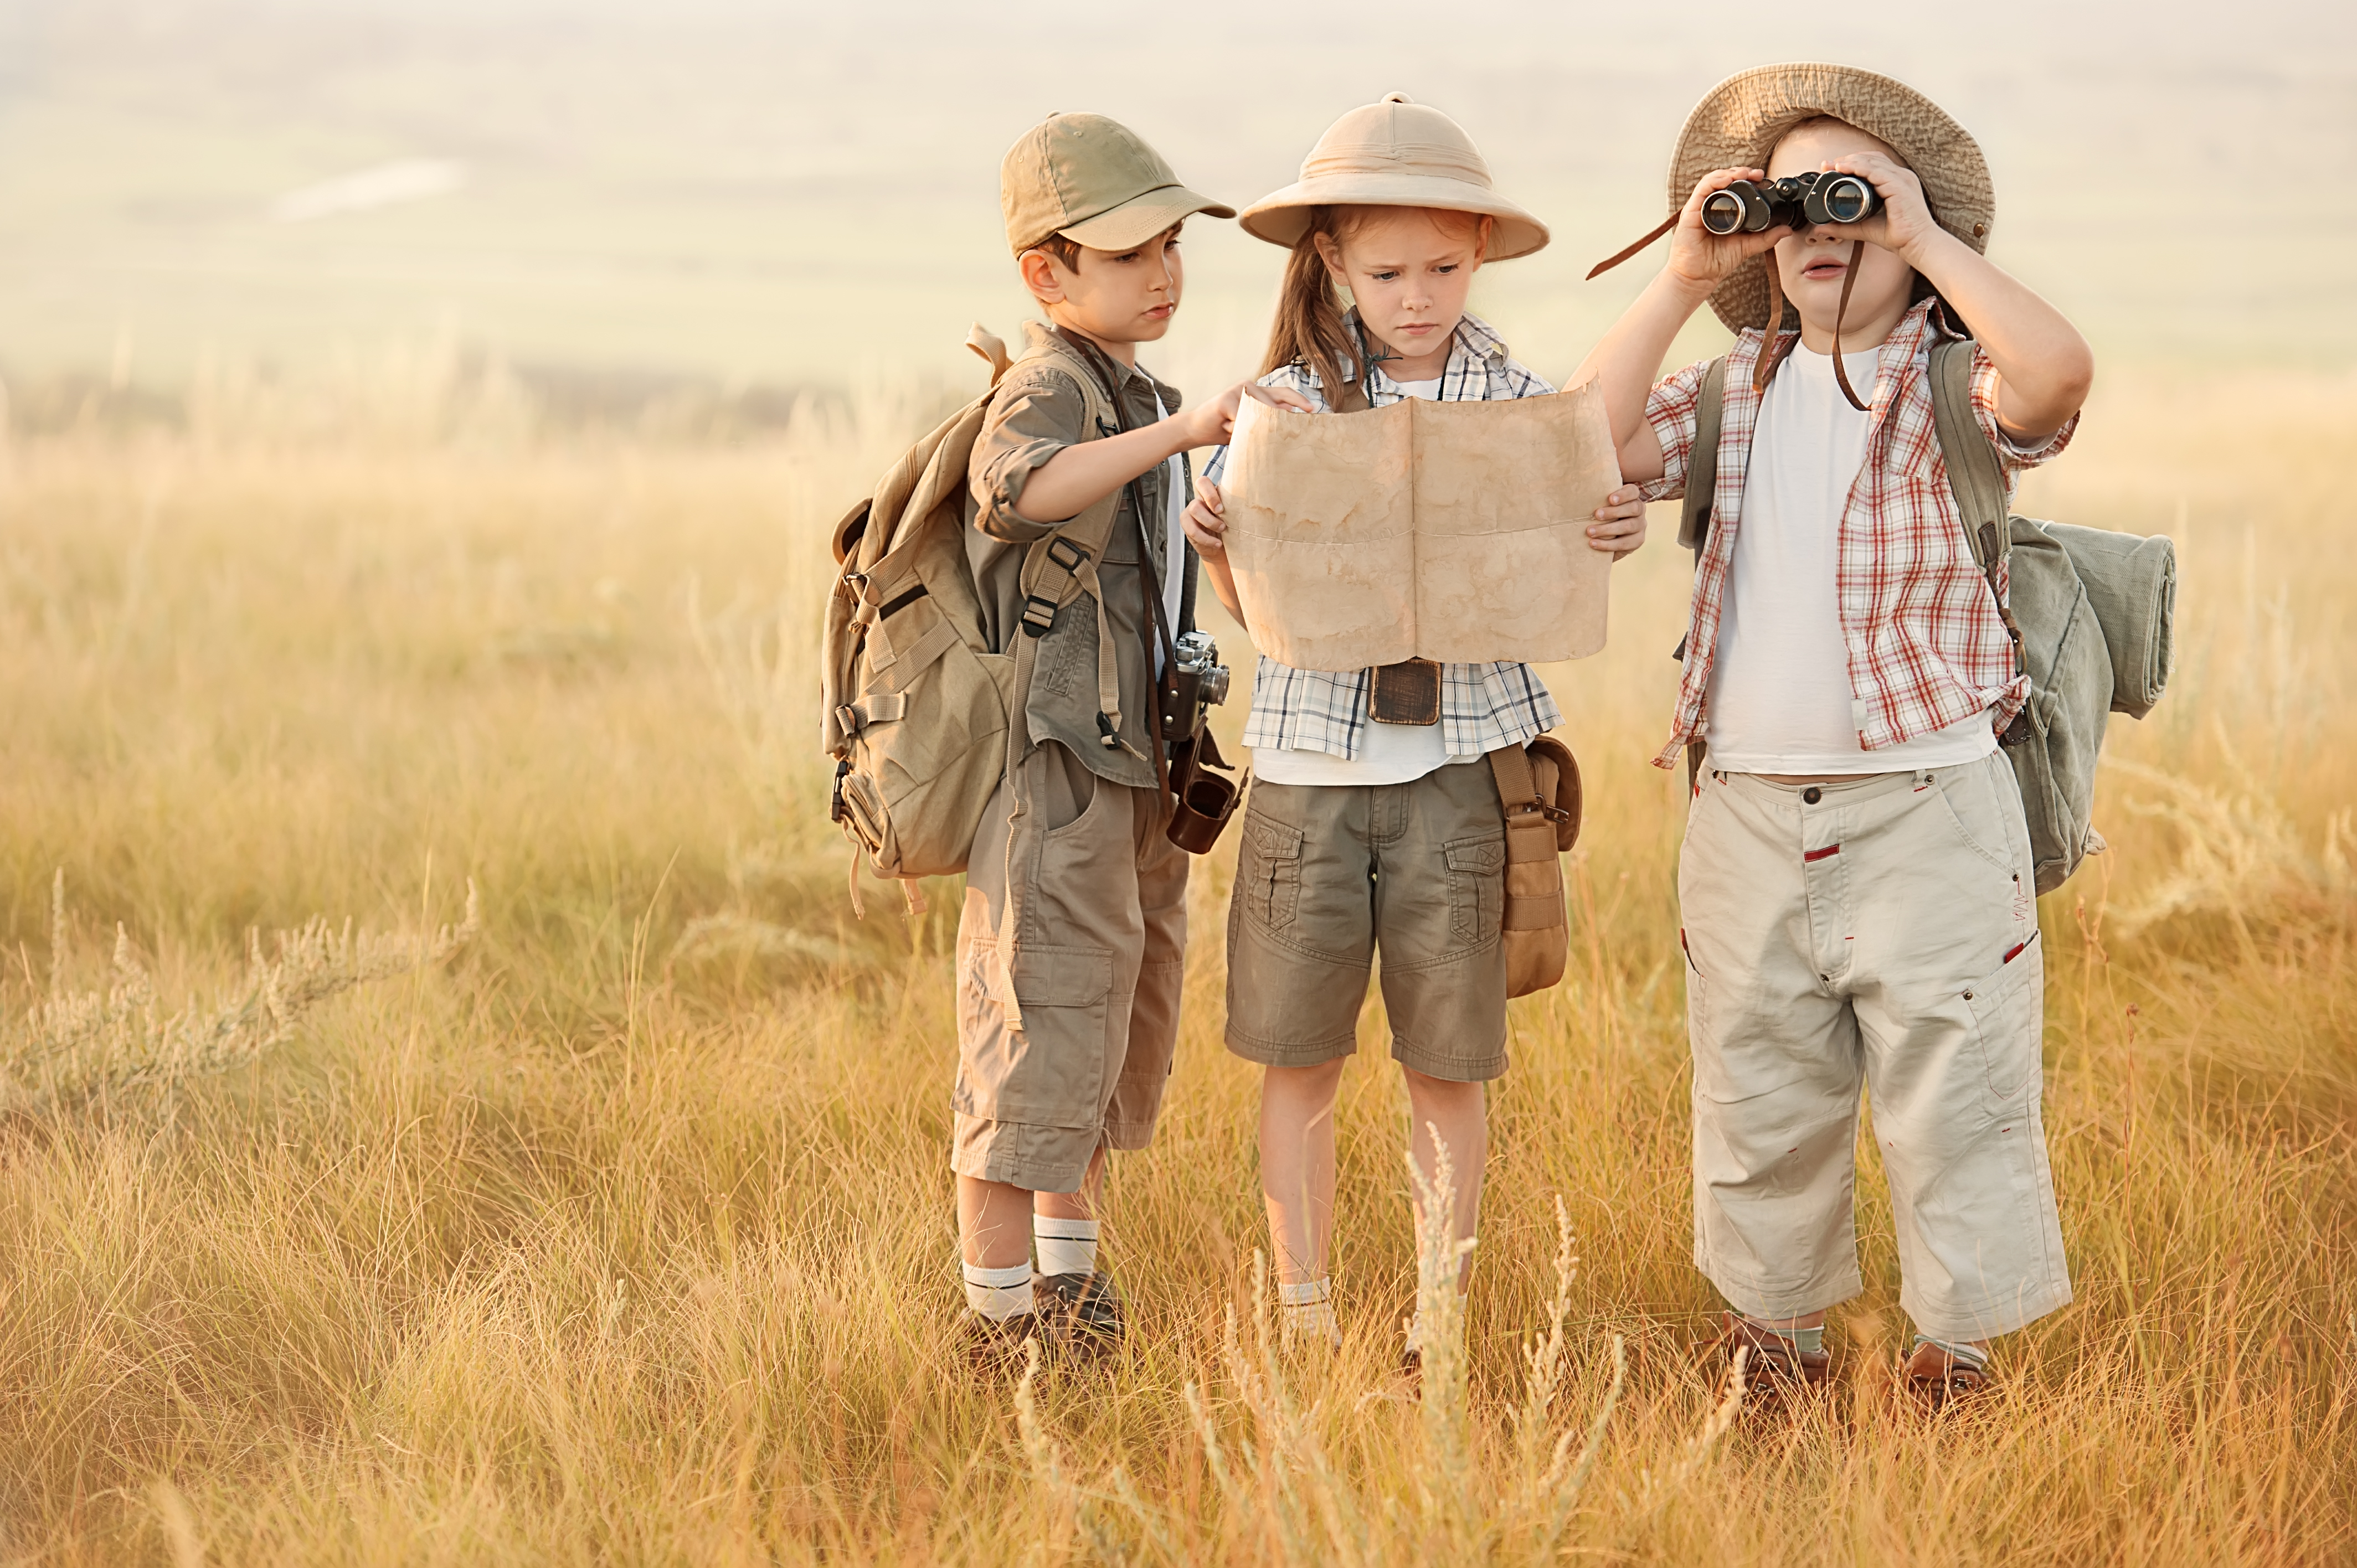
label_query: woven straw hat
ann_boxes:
[1239,94,1548,261]
[1670,63,1994,331]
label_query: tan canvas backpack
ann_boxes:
[822,326,1128,914]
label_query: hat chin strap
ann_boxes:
[1753,240,1871,412]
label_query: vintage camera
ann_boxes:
[1160,630,1231,742]
[1701,171,1881,235]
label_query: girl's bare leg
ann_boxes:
[1403,1067,1486,1288]
[1259,1060,1348,1285]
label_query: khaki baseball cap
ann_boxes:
[1001,112,1236,257]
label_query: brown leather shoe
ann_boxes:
[1715,1312,1831,1403]
[962,1311,1056,1375]
[1900,1340,1990,1410]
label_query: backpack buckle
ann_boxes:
[1045,537,1090,572]
[1020,593,1059,637]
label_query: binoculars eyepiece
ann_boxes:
[1700,171,1881,236]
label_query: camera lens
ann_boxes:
[1201,666,1230,707]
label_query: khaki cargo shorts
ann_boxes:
[1679,754,2071,1341]
[951,740,1188,1194]
[1225,759,1508,1082]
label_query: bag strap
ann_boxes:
[999,332,1135,757]
[1926,334,2026,682]
[1677,355,1730,555]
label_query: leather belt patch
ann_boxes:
[1368,658,1440,726]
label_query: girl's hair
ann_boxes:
[1260,206,1488,394]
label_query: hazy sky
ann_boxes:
[1,0,2350,389]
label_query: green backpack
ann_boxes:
[1680,338,2176,894]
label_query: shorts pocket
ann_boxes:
[1242,814,1305,932]
[954,941,1114,1128]
[1963,933,2043,1101]
[1680,927,1710,1045]
[1936,761,2024,875]
[1443,833,1506,946]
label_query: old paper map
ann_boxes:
[1219,379,1619,671]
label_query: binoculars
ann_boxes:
[1701,171,1881,235]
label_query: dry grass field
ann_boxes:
[1,355,2353,1564]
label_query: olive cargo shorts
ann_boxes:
[952,740,1188,1193]
[1225,760,1509,1082]
[1679,755,2072,1340]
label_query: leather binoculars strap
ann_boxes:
[1368,658,1441,726]
[1829,239,1870,412]
[1586,212,1678,280]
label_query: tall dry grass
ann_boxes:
[0,356,2351,1564]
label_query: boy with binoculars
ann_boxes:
[1579,64,2094,1409]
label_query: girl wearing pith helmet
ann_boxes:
[1185,94,1648,1366]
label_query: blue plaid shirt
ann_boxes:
[1205,311,1563,761]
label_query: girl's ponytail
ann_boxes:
[1260,207,1361,399]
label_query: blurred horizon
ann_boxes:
[2,0,2353,403]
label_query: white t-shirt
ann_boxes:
[1252,375,1452,787]
[1152,391,1186,662]
[1704,342,1997,774]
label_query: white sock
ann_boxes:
[1279,1277,1340,1347]
[963,1260,1033,1321]
[1912,1333,1989,1369]
[1033,1216,1099,1278]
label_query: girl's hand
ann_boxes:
[1180,382,1315,448]
[1587,484,1647,556]
[1665,166,1789,298]
[1182,477,1228,558]
[1818,150,1947,266]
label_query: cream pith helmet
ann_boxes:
[1238,94,1549,261]
[1668,63,1994,331]
[1000,112,1235,257]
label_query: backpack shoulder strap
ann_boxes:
[997,326,1141,756]
[1927,333,2029,685]
[1928,335,2009,573]
[1676,355,1730,555]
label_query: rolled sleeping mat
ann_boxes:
[2041,520,2176,720]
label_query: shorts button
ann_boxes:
[1802,787,1823,804]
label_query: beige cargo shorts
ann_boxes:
[1678,753,2071,1341]
[1225,759,1509,1082]
[951,739,1188,1194]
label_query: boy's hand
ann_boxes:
[1816,151,1948,266]
[1587,484,1647,556]
[1180,381,1316,449]
[1183,477,1229,558]
[1665,167,1790,298]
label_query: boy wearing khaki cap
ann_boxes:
[1577,64,2093,1407]
[955,113,1301,1365]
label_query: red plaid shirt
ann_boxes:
[1638,300,2077,769]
